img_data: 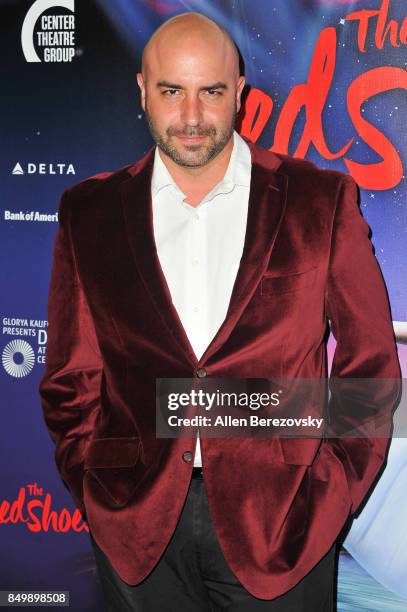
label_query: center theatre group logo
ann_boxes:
[21,0,76,63]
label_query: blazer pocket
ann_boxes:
[278,437,323,466]
[260,266,319,296]
[84,436,142,507]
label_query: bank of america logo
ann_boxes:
[2,340,35,377]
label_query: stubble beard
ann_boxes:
[144,105,237,168]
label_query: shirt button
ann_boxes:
[196,367,207,378]
[182,451,193,463]
[192,258,199,266]
[193,306,199,314]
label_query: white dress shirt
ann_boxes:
[151,130,252,467]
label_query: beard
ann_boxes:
[144,104,237,168]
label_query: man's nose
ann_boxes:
[180,95,203,126]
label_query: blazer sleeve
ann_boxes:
[325,175,401,516]
[39,188,102,516]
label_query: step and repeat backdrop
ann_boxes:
[1,1,406,610]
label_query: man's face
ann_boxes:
[137,34,245,168]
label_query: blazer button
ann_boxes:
[182,451,193,463]
[196,367,207,378]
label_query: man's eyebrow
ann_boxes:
[156,81,228,90]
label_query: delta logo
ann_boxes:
[12,162,76,176]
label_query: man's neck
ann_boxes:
[157,135,234,205]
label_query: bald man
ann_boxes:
[40,10,400,612]
[138,13,245,202]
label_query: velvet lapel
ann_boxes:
[120,148,198,366]
[199,144,287,364]
[120,141,287,368]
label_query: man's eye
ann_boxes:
[163,89,179,96]
[206,89,221,96]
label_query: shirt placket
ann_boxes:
[185,205,209,361]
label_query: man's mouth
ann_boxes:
[176,134,207,143]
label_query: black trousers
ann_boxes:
[89,471,338,611]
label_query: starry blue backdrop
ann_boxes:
[0,1,405,609]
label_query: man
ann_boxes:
[39,11,400,611]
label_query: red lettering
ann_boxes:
[346,0,405,52]
[345,66,407,189]
[0,488,28,524]
[0,486,88,533]
[0,500,10,522]
[400,17,407,44]
[272,27,351,159]
[72,509,89,533]
[346,9,378,52]
[239,88,273,143]
[27,501,42,533]
[239,19,405,190]
[42,493,62,531]
[58,508,72,533]
[9,488,28,523]
[376,0,400,49]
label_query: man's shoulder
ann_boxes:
[248,140,350,189]
[67,164,130,199]
[61,147,154,210]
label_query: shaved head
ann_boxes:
[141,12,240,82]
[137,11,245,171]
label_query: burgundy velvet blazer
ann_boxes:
[39,139,400,599]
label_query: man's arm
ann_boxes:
[325,175,401,516]
[39,189,102,515]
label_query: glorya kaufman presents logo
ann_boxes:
[2,317,48,377]
[2,340,35,378]
[21,0,76,63]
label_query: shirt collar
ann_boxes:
[151,130,251,201]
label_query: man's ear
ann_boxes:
[236,75,246,113]
[137,73,146,111]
